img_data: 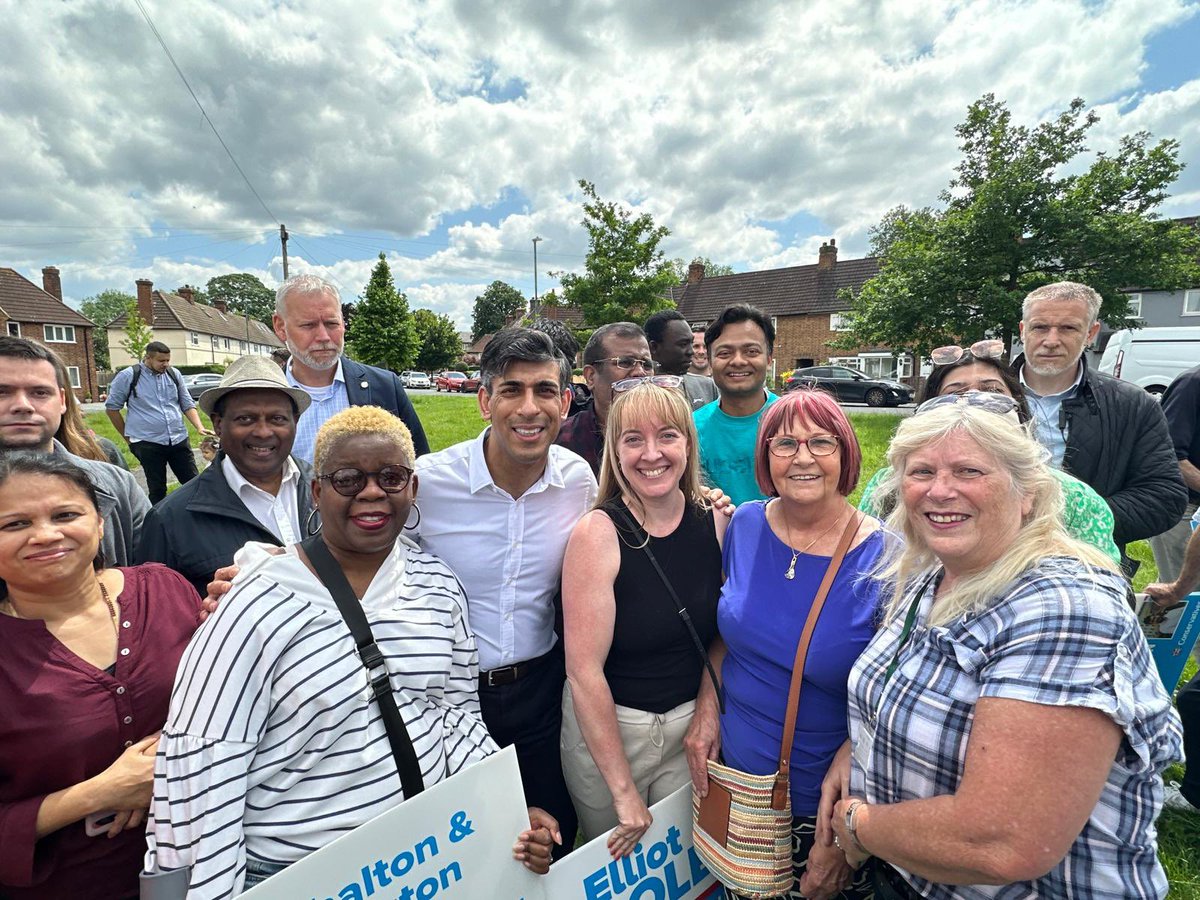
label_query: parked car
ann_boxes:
[785,365,913,407]
[402,371,432,389]
[184,372,224,400]
[459,371,482,393]
[434,371,467,392]
[1099,327,1200,399]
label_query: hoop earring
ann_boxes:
[305,506,322,536]
[403,504,422,531]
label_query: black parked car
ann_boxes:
[785,366,913,407]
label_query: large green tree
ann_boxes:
[411,308,462,372]
[555,180,678,326]
[838,94,1200,360]
[471,281,526,341]
[80,289,134,369]
[346,254,417,372]
[206,273,275,322]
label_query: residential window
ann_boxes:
[1126,294,1142,318]
[212,335,220,346]
[190,331,200,345]
[828,356,858,368]
[238,341,245,353]
[67,366,81,389]
[43,324,76,343]
[6,322,19,337]
[1185,290,1200,316]
[829,313,851,331]
[223,338,230,350]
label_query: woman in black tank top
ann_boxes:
[560,380,728,858]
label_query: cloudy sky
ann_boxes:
[2,0,1198,328]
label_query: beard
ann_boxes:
[286,338,341,372]
[1025,354,1079,378]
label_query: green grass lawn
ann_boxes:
[88,399,1199,892]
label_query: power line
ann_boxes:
[131,0,278,224]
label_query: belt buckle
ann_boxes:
[485,665,518,687]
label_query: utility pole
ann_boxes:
[280,224,290,280]
[531,235,542,315]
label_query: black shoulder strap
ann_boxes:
[299,534,425,797]
[129,364,142,399]
[608,504,725,714]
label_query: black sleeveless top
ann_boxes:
[601,497,721,713]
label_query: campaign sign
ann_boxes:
[545,785,722,900]
[1135,591,1200,692]
[241,746,541,900]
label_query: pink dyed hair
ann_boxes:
[754,389,862,497]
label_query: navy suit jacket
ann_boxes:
[342,357,431,456]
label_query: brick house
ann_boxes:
[666,240,913,384]
[0,266,99,399]
[107,278,282,369]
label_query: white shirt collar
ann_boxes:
[1020,359,1084,399]
[467,427,566,495]
[222,453,301,499]
[286,358,345,389]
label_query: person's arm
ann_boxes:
[683,635,727,797]
[711,504,731,548]
[1106,396,1188,546]
[1146,526,1200,605]
[183,407,212,435]
[1182,460,1200,494]
[1161,377,1200,493]
[562,509,650,859]
[439,574,500,774]
[834,698,1121,884]
[103,370,131,442]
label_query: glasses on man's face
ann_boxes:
[319,465,414,497]
[611,375,684,396]
[930,339,1005,366]
[916,390,1019,417]
[767,435,841,458]
[598,356,657,374]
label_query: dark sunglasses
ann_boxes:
[318,465,414,497]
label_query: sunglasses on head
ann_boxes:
[318,465,414,497]
[611,375,684,396]
[930,339,1005,366]
[915,390,1019,417]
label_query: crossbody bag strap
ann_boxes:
[772,510,862,810]
[299,534,425,798]
[608,504,725,715]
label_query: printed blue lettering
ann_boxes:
[338,885,363,900]
[646,840,668,871]
[687,846,710,883]
[664,825,683,857]
[414,834,439,864]
[608,859,628,894]
[417,875,439,900]
[663,860,693,899]
[584,867,612,900]
[620,853,640,887]
[629,877,665,900]
[439,861,462,888]
[391,850,415,879]
[372,859,393,889]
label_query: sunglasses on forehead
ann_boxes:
[611,375,685,396]
[318,465,414,497]
[915,391,1019,417]
[930,339,1005,366]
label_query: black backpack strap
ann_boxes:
[129,364,142,399]
[299,534,425,797]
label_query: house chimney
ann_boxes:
[136,279,154,326]
[41,266,63,301]
[818,238,837,271]
[179,285,195,304]
[687,260,706,285]
[213,299,228,313]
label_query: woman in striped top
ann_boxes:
[147,407,558,897]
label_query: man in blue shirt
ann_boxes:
[105,340,212,503]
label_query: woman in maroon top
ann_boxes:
[0,452,202,899]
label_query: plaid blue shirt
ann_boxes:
[287,359,348,464]
[848,557,1183,899]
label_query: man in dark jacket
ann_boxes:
[1014,282,1187,571]
[135,356,316,595]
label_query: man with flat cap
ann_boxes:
[135,355,316,596]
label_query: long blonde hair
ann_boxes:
[54,357,108,462]
[596,382,709,519]
[876,404,1117,626]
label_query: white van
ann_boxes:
[1099,327,1200,398]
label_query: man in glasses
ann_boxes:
[135,356,316,596]
[555,322,653,474]
[1014,281,1185,573]
[645,309,718,410]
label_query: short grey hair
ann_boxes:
[275,274,340,317]
[1021,282,1102,326]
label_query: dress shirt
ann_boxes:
[1021,363,1084,468]
[287,359,350,463]
[148,539,496,899]
[104,363,193,444]
[221,455,301,543]
[415,429,598,671]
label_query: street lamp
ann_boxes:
[532,236,542,314]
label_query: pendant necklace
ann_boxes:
[781,503,850,580]
[98,580,119,637]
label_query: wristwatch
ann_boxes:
[844,799,869,855]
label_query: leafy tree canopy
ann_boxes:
[206,273,276,323]
[471,281,526,341]
[412,308,463,372]
[837,94,1200,359]
[345,254,417,372]
[555,180,678,326]
[80,289,134,370]
[120,301,154,362]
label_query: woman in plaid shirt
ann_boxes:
[831,395,1183,899]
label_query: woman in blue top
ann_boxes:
[686,389,882,900]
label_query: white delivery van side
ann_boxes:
[1099,327,1200,398]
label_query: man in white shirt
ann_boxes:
[415,328,598,856]
[135,355,316,596]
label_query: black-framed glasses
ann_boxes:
[915,391,1019,417]
[595,355,657,373]
[611,374,684,395]
[930,339,1005,366]
[318,465,414,497]
[767,435,840,458]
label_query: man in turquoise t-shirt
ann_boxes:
[694,304,779,505]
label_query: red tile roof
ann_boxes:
[0,268,95,327]
[108,291,281,346]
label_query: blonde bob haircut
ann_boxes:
[313,406,415,474]
[596,381,709,519]
[876,403,1118,627]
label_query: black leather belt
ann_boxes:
[480,649,553,688]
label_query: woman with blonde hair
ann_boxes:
[831,394,1182,899]
[562,377,727,858]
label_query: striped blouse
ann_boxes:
[146,538,497,899]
